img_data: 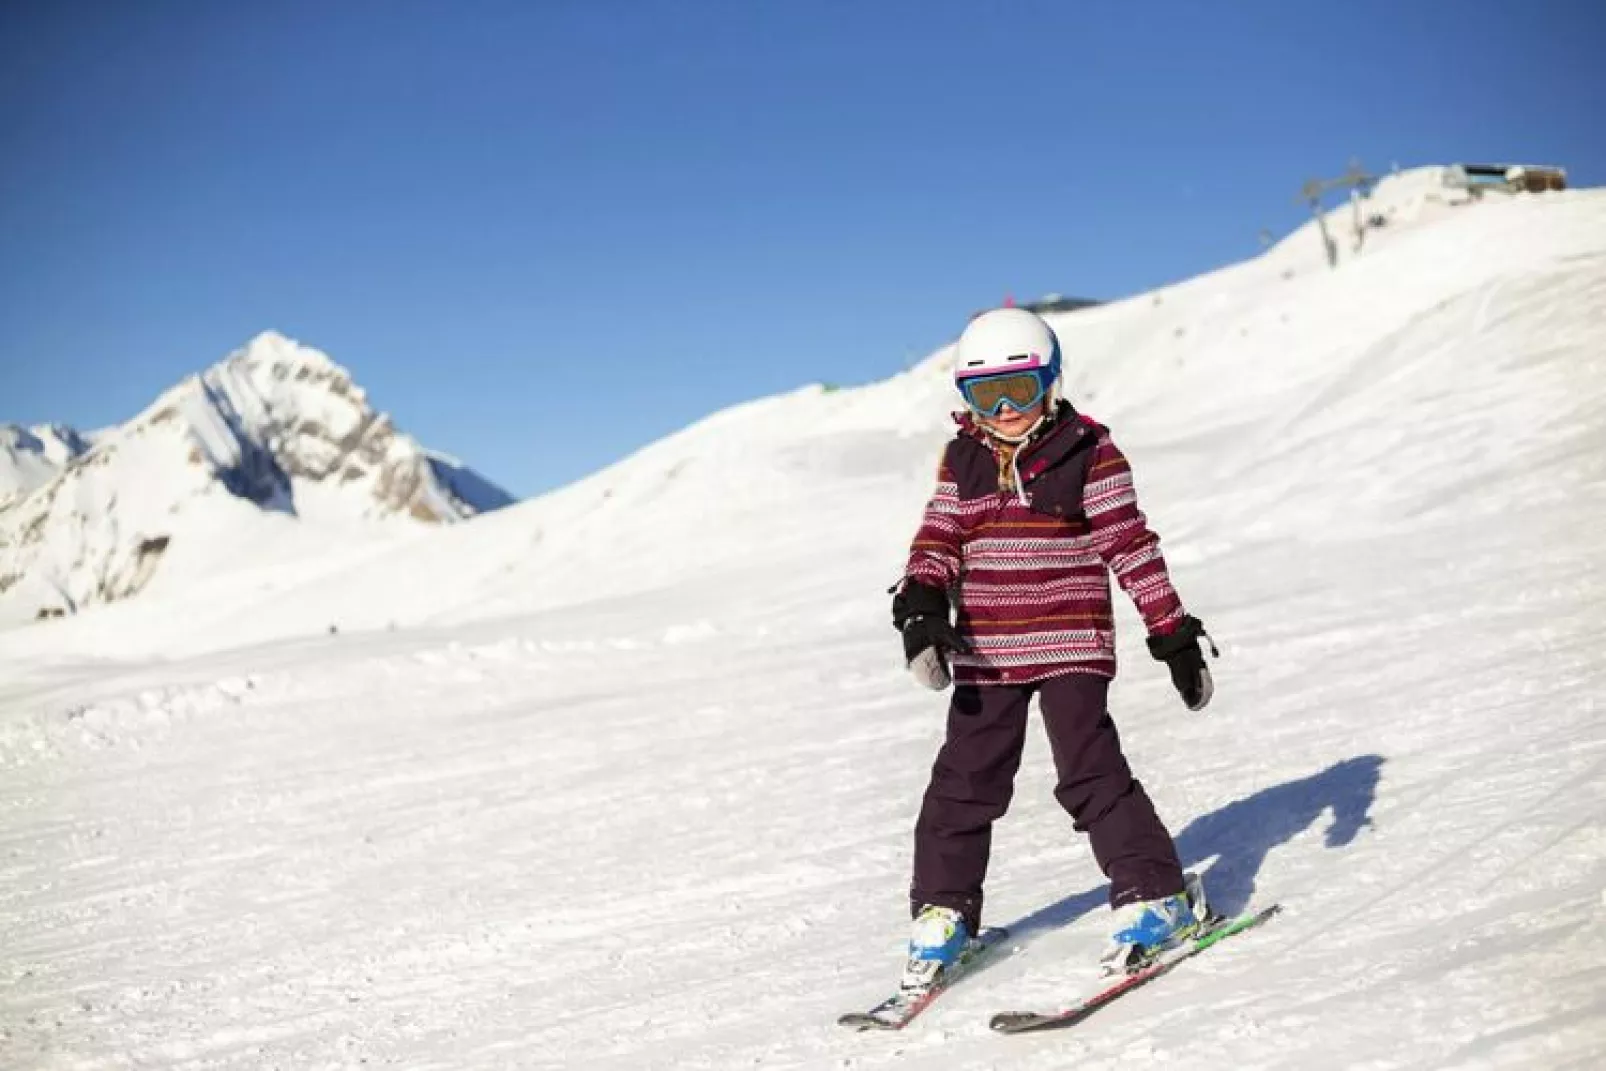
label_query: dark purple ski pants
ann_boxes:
[910,673,1184,934]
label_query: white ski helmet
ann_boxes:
[953,307,1062,393]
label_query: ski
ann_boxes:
[989,903,1281,1035]
[837,926,1011,1031]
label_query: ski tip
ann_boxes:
[1243,902,1283,924]
[989,1011,1048,1034]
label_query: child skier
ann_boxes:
[890,306,1216,992]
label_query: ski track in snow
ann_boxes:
[3,180,1606,1069]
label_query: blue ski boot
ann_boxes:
[899,904,971,994]
[1100,872,1212,975]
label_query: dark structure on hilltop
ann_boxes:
[1020,294,1102,315]
[1445,162,1567,195]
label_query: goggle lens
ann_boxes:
[961,370,1049,416]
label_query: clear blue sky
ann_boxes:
[3,1,1602,497]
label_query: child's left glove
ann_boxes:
[1147,615,1218,711]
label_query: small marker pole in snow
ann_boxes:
[1300,180,1339,269]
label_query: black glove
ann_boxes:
[1147,615,1218,711]
[891,580,972,688]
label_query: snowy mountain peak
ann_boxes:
[228,331,350,395]
[26,423,93,464]
[242,328,331,363]
[0,424,94,506]
[0,333,513,622]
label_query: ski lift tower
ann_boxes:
[1299,159,1377,268]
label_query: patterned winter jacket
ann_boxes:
[902,401,1186,685]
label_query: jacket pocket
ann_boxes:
[1023,447,1094,523]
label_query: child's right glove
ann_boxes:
[891,579,972,690]
[1147,615,1218,711]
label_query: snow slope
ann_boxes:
[2,173,1603,1069]
[0,332,513,627]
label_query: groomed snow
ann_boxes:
[3,173,1604,1069]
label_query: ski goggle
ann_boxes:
[958,368,1053,416]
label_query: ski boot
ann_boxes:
[899,904,971,994]
[1099,872,1213,975]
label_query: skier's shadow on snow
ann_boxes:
[1000,754,1384,942]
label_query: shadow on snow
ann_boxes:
[999,754,1384,942]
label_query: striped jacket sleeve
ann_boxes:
[903,455,963,589]
[1083,431,1186,636]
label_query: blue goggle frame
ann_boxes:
[958,367,1054,417]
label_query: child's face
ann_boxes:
[980,400,1046,438]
